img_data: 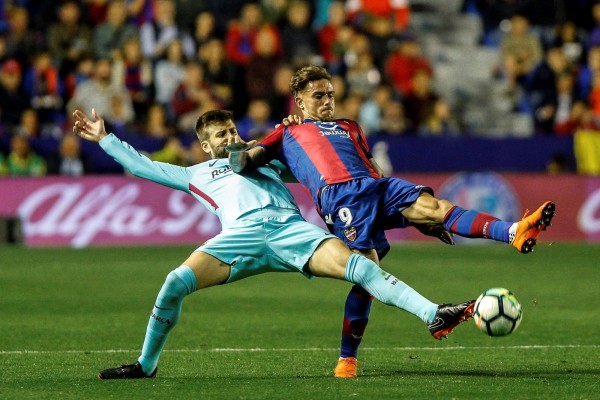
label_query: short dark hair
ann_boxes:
[289,65,332,96]
[195,110,233,140]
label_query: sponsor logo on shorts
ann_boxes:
[344,227,357,241]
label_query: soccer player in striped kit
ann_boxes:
[229,65,556,378]
[73,108,475,379]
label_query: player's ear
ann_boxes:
[294,96,303,109]
[200,140,211,154]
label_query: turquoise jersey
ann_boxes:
[100,133,302,228]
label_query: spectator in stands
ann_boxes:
[499,15,543,98]
[317,1,348,74]
[551,21,587,68]
[522,46,570,121]
[245,26,282,100]
[363,14,396,69]
[171,62,219,132]
[139,0,195,61]
[385,35,432,97]
[47,134,92,176]
[419,98,460,137]
[193,11,217,50]
[586,2,600,49]
[93,0,138,60]
[64,56,95,103]
[0,59,30,129]
[225,3,280,115]
[358,83,393,135]
[170,61,210,120]
[23,51,64,124]
[378,99,408,135]
[402,68,440,133]
[112,36,153,121]
[345,50,381,98]
[67,57,135,129]
[154,39,187,107]
[281,0,318,65]
[14,108,62,139]
[5,134,46,176]
[235,98,278,142]
[140,103,176,139]
[224,3,272,67]
[198,38,234,107]
[267,64,296,120]
[576,46,600,100]
[544,72,581,134]
[4,7,42,68]
[47,0,93,79]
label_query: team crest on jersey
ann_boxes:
[344,227,357,242]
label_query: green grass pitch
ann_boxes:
[1,242,598,399]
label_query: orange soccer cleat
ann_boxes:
[334,357,358,378]
[511,201,556,254]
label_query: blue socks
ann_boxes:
[344,254,438,324]
[340,285,373,358]
[443,206,512,242]
[138,265,197,375]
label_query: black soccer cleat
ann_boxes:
[428,300,476,340]
[98,361,157,379]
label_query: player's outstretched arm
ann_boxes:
[72,109,108,143]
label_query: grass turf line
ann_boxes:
[0,243,598,399]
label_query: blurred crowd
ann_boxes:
[0,0,599,176]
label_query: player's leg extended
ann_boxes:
[98,251,231,379]
[308,240,474,338]
[405,193,556,253]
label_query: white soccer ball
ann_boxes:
[473,288,523,337]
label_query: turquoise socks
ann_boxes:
[138,265,197,375]
[344,254,438,324]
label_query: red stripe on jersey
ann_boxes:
[291,125,353,183]
[189,183,219,210]
[338,120,379,178]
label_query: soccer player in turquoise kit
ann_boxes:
[72,108,475,379]
[229,65,556,378]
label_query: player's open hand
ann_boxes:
[224,135,256,153]
[72,108,108,143]
[275,114,302,128]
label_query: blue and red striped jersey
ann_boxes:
[258,119,380,203]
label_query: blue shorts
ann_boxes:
[318,177,433,257]
[197,213,336,283]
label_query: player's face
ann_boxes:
[296,79,335,122]
[201,120,240,159]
